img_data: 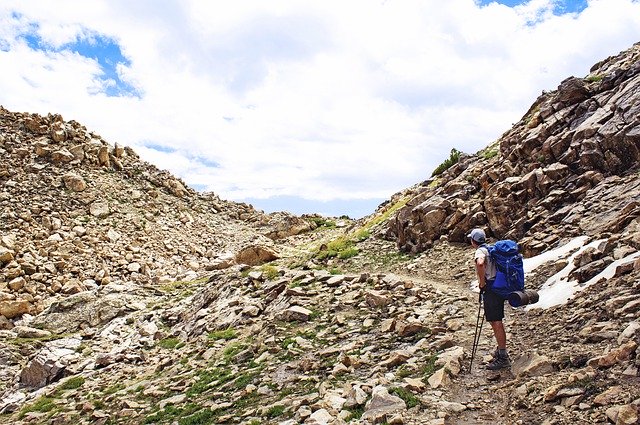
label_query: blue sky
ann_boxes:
[481,0,587,12]
[1,0,640,218]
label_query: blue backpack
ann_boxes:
[485,240,525,297]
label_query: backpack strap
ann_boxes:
[477,244,495,287]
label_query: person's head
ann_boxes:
[467,228,486,246]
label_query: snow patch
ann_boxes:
[527,238,639,310]
[522,236,589,273]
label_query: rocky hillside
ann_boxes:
[0,44,639,425]
[384,42,640,258]
[0,108,319,321]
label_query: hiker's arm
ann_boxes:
[475,257,486,289]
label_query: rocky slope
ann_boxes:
[0,107,318,321]
[0,44,639,425]
[384,42,640,257]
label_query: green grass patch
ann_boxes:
[144,403,207,424]
[186,367,234,397]
[315,236,358,260]
[308,308,321,321]
[18,397,57,419]
[207,328,237,341]
[365,250,414,269]
[353,228,370,242]
[158,337,184,350]
[478,139,500,161]
[59,376,85,390]
[308,200,405,264]
[360,195,409,231]
[297,329,318,341]
[428,178,441,188]
[11,332,70,346]
[187,354,262,396]
[585,74,603,83]
[344,406,365,421]
[396,366,413,379]
[308,217,336,229]
[281,337,295,349]
[260,265,279,280]
[104,383,126,395]
[389,386,420,408]
[160,277,209,293]
[338,246,359,259]
[222,341,249,363]
[481,147,498,159]
[266,405,286,418]
[287,278,302,288]
[233,368,262,389]
[178,408,215,425]
[421,353,439,379]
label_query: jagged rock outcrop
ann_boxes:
[386,42,640,257]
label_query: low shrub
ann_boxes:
[431,148,462,177]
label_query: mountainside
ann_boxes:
[0,44,639,425]
[383,42,640,257]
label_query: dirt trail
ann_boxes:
[398,271,534,424]
[285,230,541,424]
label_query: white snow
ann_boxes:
[522,236,590,273]
[527,238,639,310]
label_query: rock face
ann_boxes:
[385,42,640,257]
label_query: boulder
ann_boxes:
[279,306,313,322]
[0,247,14,264]
[50,149,74,163]
[62,173,87,192]
[361,386,406,423]
[90,202,110,218]
[512,352,554,377]
[427,367,450,389]
[235,245,278,266]
[19,338,82,388]
[0,300,33,319]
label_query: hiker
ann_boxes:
[468,228,511,370]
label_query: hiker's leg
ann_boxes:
[486,321,511,370]
[489,320,506,349]
[483,291,505,322]
[483,290,507,350]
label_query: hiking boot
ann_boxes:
[486,354,511,370]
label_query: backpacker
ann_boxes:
[485,240,525,298]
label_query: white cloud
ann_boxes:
[1,0,640,217]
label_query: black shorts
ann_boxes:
[483,289,506,322]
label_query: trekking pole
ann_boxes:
[468,291,485,373]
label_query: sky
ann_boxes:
[1,0,640,218]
